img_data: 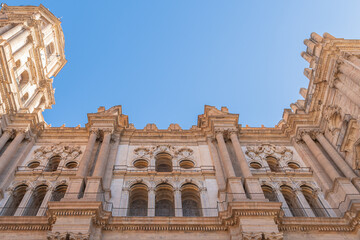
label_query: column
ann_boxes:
[36,188,53,216]
[28,91,44,112]
[317,192,337,217]
[174,188,182,217]
[274,189,292,217]
[8,29,30,51]
[229,131,251,178]
[229,131,265,200]
[302,132,340,182]
[199,188,210,216]
[207,138,226,191]
[294,189,316,217]
[349,55,360,68]
[92,130,112,178]
[0,129,13,152]
[0,130,26,177]
[77,129,98,177]
[147,188,155,217]
[1,24,23,40]
[293,140,332,190]
[215,130,246,200]
[215,131,236,178]
[316,133,357,179]
[13,42,33,61]
[119,187,129,216]
[334,79,360,106]
[14,186,33,216]
[339,63,360,84]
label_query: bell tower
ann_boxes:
[0,4,66,117]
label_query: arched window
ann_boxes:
[18,70,29,88]
[45,155,61,172]
[0,184,27,216]
[23,185,48,216]
[181,183,202,217]
[155,183,174,216]
[128,183,148,216]
[266,156,280,172]
[51,184,68,202]
[261,185,278,202]
[155,152,172,172]
[301,185,327,217]
[280,185,304,217]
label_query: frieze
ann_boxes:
[31,144,82,164]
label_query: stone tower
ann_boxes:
[0,4,360,240]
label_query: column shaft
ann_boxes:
[295,190,316,217]
[339,63,360,83]
[334,80,360,106]
[207,138,226,190]
[0,131,26,176]
[229,132,252,178]
[293,141,332,190]
[302,133,340,182]
[275,189,293,217]
[92,132,112,178]
[119,189,129,216]
[215,132,236,178]
[316,133,357,178]
[147,189,155,216]
[174,190,182,217]
[36,189,52,216]
[77,131,98,177]
[0,130,12,152]
[14,187,32,216]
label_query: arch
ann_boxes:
[300,185,327,217]
[0,184,27,216]
[51,184,68,202]
[23,184,48,216]
[261,185,278,202]
[181,183,202,217]
[155,152,173,172]
[127,183,148,216]
[265,156,280,172]
[280,185,304,217]
[18,70,29,88]
[155,183,174,216]
[44,155,61,172]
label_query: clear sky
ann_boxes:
[9,1,360,129]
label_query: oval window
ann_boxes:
[65,161,78,169]
[179,160,195,169]
[250,162,262,169]
[27,161,40,169]
[134,159,148,169]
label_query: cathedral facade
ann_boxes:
[0,4,360,240]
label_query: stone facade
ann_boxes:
[0,3,360,240]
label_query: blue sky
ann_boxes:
[10,1,360,129]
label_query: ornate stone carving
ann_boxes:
[245,144,294,163]
[264,232,283,240]
[242,232,263,240]
[30,144,82,165]
[47,232,90,240]
[134,147,151,159]
[323,105,343,135]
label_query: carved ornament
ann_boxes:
[30,144,82,163]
